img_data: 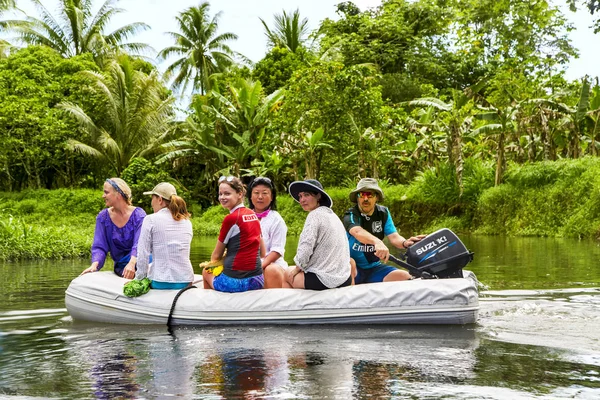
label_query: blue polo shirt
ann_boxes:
[342,205,397,269]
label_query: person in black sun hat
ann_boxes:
[285,179,352,291]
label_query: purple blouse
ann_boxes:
[91,207,146,270]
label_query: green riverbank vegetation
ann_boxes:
[2,158,600,260]
[2,1,600,258]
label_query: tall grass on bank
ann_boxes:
[0,189,100,260]
[475,157,600,238]
[0,215,92,260]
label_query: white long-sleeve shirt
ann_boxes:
[294,206,350,288]
[260,210,288,268]
[135,208,194,283]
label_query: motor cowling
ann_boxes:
[405,228,474,278]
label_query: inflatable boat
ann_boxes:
[65,229,479,326]
[64,270,478,325]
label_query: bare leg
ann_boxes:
[284,269,305,289]
[382,269,412,282]
[263,264,284,289]
[350,258,357,285]
[202,269,215,289]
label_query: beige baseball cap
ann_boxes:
[143,182,177,200]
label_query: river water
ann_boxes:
[1,235,599,399]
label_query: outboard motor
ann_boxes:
[405,228,474,278]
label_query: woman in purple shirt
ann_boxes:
[80,178,146,279]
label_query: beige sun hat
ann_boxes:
[349,178,384,203]
[143,182,177,200]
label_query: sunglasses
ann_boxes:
[252,176,272,186]
[358,191,375,199]
[218,175,235,183]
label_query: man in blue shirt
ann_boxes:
[343,178,425,284]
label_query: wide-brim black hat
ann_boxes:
[288,179,333,208]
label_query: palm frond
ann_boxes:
[407,97,452,111]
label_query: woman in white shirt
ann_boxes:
[284,179,352,290]
[247,177,288,288]
[135,182,194,289]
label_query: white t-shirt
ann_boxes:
[259,210,288,269]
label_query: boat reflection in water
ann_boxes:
[62,323,479,398]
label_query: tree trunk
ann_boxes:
[495,132,505,186]
[591,118,599,156]
[528,127,536,161]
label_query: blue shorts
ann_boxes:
[150,281,190,290]
[355,264,397,284]
[213,273,264,293]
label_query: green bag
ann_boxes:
[123,278,152,297]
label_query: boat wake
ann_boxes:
[478,288,600,356]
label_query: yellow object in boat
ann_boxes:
[199,260,223,276]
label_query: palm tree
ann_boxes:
[160,78,284,178]
[260,8,309,53]
[586,82,600,156]
[58,54,175,175]
[0,0,15,57]
[472,102,520,186]
[301,127,333,179]
[0,0,150,59]
[407,92,474,194]
[0,0,15,11]
[158,2,238,95]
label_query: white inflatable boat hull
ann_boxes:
[65,271,479,325]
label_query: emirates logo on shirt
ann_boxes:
[242,214,258,222]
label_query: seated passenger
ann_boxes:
[247,176,287,289]
[134,182,194,289]
[203,176,264,293]
[81,178,146,278]
[344,178,425,284]
[284,179,352,290]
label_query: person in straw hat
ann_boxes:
[343,178,426,284]
[134,182,194,289]
[285,179,352,290]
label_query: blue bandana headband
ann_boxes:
[106,179,129,201]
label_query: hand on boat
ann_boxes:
[80,265,98,276]
[286,266,301,284]
[122,264,136,280]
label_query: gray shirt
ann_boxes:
[294,206,351,288]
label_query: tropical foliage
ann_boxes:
[58,54,174,175]
[0,0,599,231]
[0,46,99,190]
[568,0,600,33]
[0,0,15,11]
[260,8,309,53]
[158,2,238,95]
[0,0,150,60]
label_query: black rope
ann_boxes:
[167,285,197,326]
